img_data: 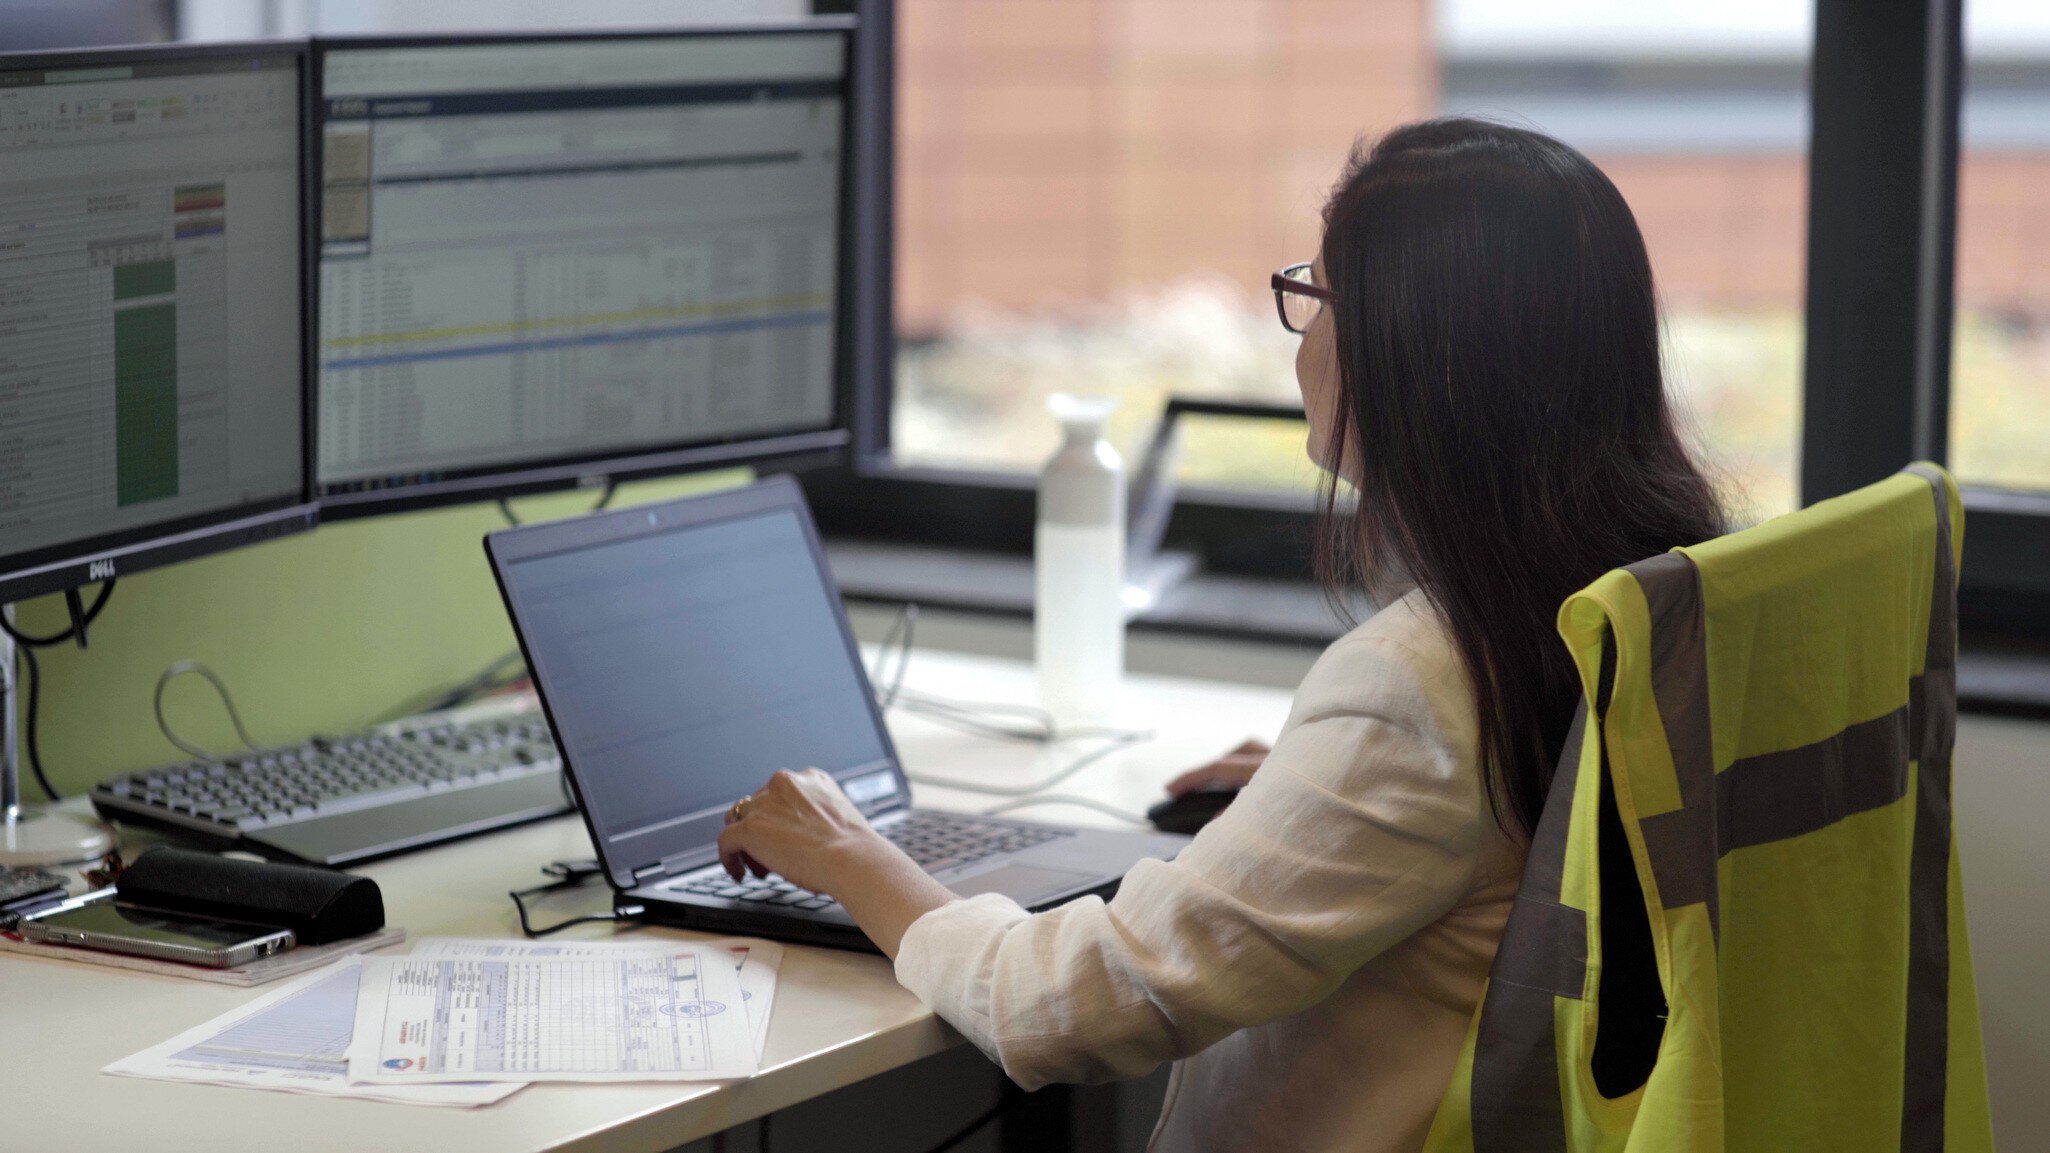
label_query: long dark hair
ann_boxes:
[1316,118,1724,836]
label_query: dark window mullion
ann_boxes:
[1802,0,1961,503]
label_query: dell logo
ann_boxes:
[87,560,116,581]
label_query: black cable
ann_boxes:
[63,586,90,648]
[509,899,645,938]
[389,647,528,721]
[15,645,59,801]
[509,863,645,937]
[919,1090,1016,1153]
[0,579,115,648]
[2,580,117,800]
[153,660,262,759]
[498,482,617,528]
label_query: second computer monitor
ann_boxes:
[313,24,854,515]
[0,42,315,603]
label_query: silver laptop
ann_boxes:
[484,474,1188,951]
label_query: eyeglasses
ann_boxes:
[1271,261,1337,334]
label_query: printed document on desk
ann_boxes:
[410,936,783,1062]
[347,949,756,1083]
[105,959,520,1107]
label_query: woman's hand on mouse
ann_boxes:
[1165,739,1272,796]
[716,768,956,959]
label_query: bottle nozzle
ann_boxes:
[1048,392,1118,431]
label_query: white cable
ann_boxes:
[980,794,1151,826]
[905,730,1151,797]
[874,601,1159,806]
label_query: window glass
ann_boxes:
[893,0,1811,520]
[1950,5,2050,493]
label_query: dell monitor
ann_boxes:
[0,42,317,604]
[0,41,314,866]
[311,22,857,517]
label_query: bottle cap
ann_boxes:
[1048,393,1118,434]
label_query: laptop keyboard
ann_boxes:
[677,873,838,909]
[879,812,1071,872]
[673,812,1074,910]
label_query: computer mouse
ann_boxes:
[1147,785,1240,835]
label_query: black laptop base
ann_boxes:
[624,874,1126,954]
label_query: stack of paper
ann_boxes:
[105,936,783,1107]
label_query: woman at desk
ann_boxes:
[716,119,1725,1151]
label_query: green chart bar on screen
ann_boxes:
[112,260,181,506]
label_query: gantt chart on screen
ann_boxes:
[316,35,846,491]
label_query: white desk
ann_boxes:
[1,648,1295,1153]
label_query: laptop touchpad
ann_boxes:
[948,864,1097,904]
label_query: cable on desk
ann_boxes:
[509,860,645,937]
[979,793,1152,826]
[152,660,261,759]
[867,601,1157,799]
[905,727,1151,798]
[871,603,1147,742]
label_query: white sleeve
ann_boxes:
[891,633,1488,1089]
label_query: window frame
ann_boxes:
[809,0,2050,647]
[1803,0,2050,644]
[805,0,1326,590]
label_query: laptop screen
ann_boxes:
[495,497,899,875]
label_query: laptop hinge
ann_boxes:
[658,848,718,877]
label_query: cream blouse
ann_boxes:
[892,590,1530,1152]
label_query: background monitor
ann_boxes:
[0,0,175,52]
[0,42,316,603]
[311,22,857,518]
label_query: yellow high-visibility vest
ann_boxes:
[1424,464,1992,1151]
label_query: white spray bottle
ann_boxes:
[1035,393,1125,725]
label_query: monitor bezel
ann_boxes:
[308,19,860,521]
[0,39,320,605]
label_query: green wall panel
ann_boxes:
[17,472,747,796]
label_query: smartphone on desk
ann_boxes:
[20,893,295,968]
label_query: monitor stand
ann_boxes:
[0,608,116,868]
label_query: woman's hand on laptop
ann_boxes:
[717,768,955,958]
